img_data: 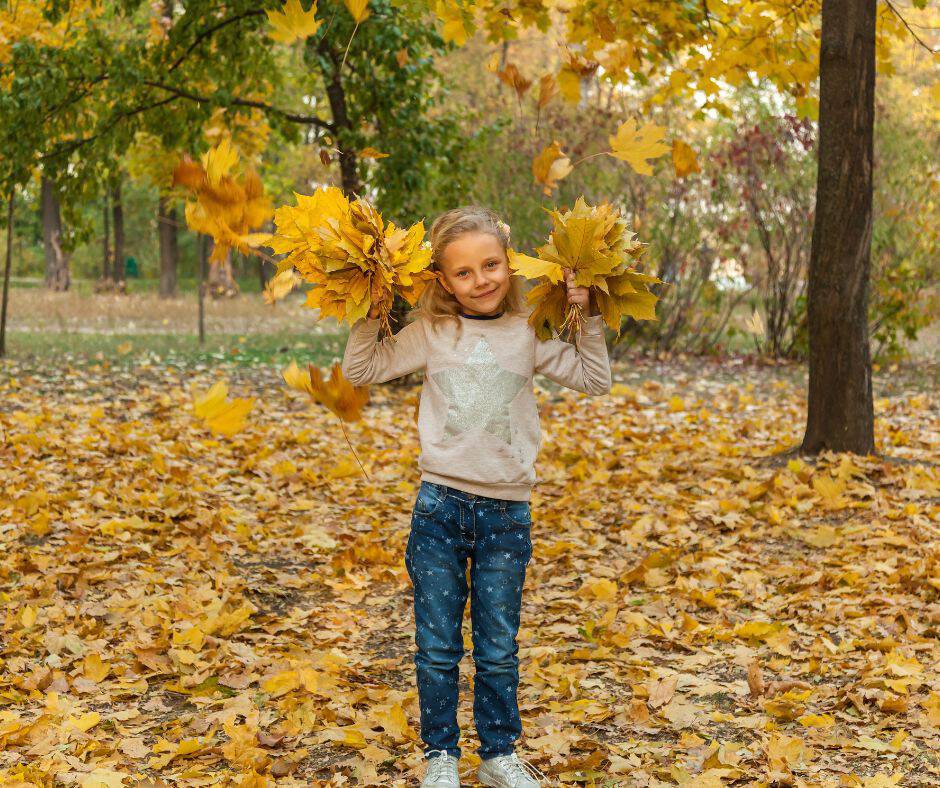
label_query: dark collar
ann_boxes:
[459,311,504,320]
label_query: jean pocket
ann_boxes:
[413,481,445,517]
[500,500,532,528]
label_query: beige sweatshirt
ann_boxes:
[341,310,611,501]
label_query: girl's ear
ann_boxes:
[435,271,454,295]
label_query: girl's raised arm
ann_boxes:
[533,313,612,396]
[341,316,428,385]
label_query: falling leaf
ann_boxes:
[531,140,573,196]
[358,146,389,159]
[537,74,558,109]
[496,62,531,98]
[608,118,671,176]
[743,307,764,337]
[267,0,322,44]
[282,361,369,423]
[672,139,700,177]
[262,267,299,305]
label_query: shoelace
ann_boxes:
[425,749,458,782]
[493,753,547,785]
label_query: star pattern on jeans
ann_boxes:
[406,487,532,763]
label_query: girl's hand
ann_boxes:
[564,268,595,316]
[367,304,381,319]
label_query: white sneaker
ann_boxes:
[478,752,545,787]
[419,749,461,787]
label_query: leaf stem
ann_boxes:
[338,417,371,481]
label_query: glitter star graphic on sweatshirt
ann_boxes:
[430,337,527,445]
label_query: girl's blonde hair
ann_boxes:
[410,206,528,340]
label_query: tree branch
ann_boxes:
[39,95,181,162]
[142,80,335,130]
[884,0,938,54]
[167,9,269,73]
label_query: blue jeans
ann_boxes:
[404,480,533,761]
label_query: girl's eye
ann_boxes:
[486,261,498,268]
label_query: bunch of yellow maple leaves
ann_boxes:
[268,186,437,336]
[509,196,666,341]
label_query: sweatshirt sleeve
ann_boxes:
[341,316,428,385]
[533,313,612,395]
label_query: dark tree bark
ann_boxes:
[41,176,70,291]
[112,179,125,287]
[102,191,111,280]
[198,234,207,344]
[802,0,876,455]
[158,197,178,298]
[315,36,363,198]
[1,191,13,357]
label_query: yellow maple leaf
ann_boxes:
[262,267,299,305]
[538,73,558,109]
[608,118,671,176]
[192,380,255,437]
[921,691,940,727]
[496,62,531,98]
[267,0,321,44]
[282,361,369,422]
[531,140,573,196]
[434,0,472,45]
[83,653,110,683]
[672,138,700,177]
[343,0,370,23]
[743,307,765,337]
[557,47,598,104]
[201,137,238,188]
[64,711,101,733]
[358,146,389,159]
[812,473,849,509]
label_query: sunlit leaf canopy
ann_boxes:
[395,0,931,121]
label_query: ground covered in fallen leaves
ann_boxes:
[1,351,938,787]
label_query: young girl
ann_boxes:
[341,206,611,787]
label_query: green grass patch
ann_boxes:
[2,330,348,371]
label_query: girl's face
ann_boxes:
[436,231,511,317]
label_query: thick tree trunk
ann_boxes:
[158,197,178,298]
[802,0,876,455]
[324,75,363,197]
[112,179,125,287]
[1,192,13,357]
[41,176,70,291]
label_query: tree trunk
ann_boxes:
[1,191,13,357]
[41,176,70,291]
[198,234,207,343]
[324,73,363,197]
[102,191,111,281]
[158,197,178,298]
[112,179,125,288]
[802,0,876,455]
[206,246,239,298]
